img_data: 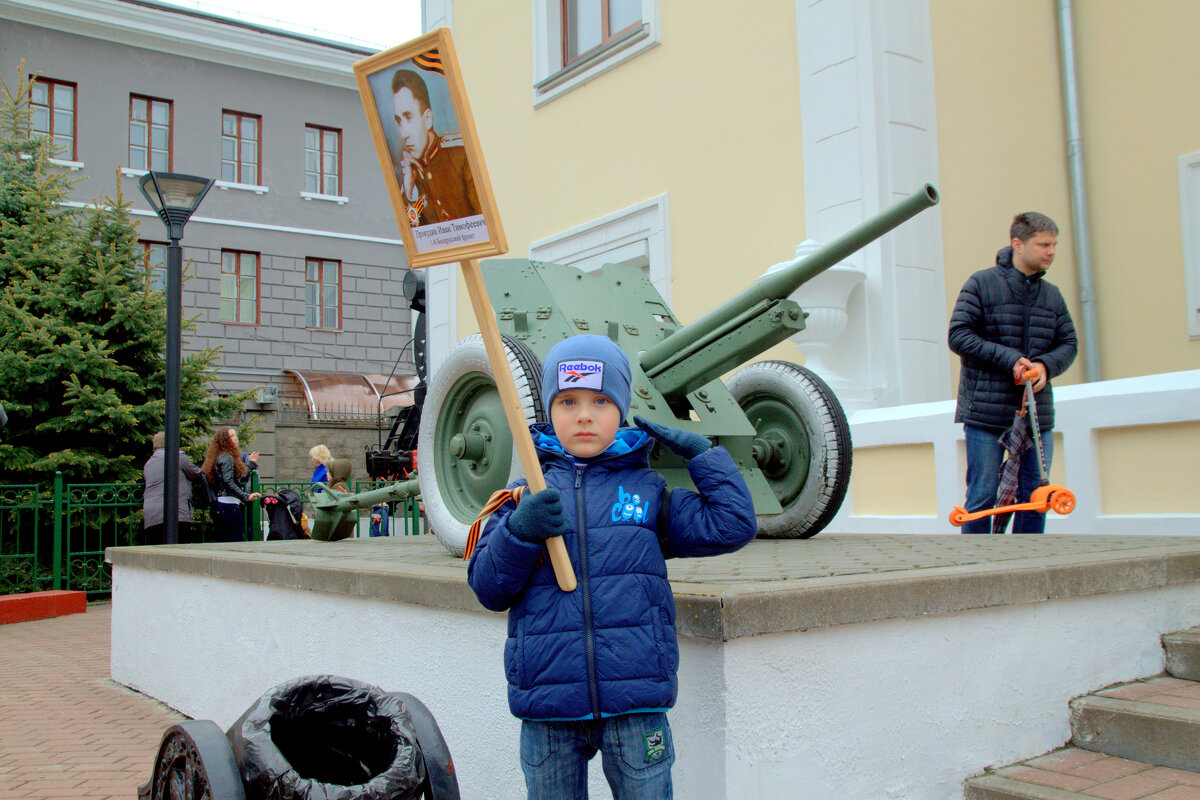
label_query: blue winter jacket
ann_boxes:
[467,424,757,721]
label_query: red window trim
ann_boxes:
[129,93,174,171]
[221,109,262,185]
[220,249,261,326]
[305,257,343,331]
[32,77,78,161]
[305,124,343,196]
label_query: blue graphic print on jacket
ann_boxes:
[467,424,757,721]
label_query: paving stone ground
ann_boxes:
[0,603,184,800]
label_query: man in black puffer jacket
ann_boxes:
[949,212,1078,533]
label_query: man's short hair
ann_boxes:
[1011,212,1058,243]
[391,69,431,113]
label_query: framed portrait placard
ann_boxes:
[354,28,507,269]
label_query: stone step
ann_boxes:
[1164,627,1200,681]
[1069,675,1200,772]
[964,746,1200,800]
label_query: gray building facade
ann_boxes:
[1,0,417,476]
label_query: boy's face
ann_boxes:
[550,389,621,458]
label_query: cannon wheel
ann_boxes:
[725,360,851,538]
[143,720,246,800]
[418,334,544,556]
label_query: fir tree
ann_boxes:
[0,62,250,485]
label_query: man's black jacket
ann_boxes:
[948,246,1078,432]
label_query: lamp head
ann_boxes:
[138,172,214,240]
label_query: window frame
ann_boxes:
[138,240,169,293]
[31,77,77,161]
[1181,151,1200,339]
[220,109,262,187]
[128,94,173,171]
[561,0,643,69]
[304,257,343,331]
[219,249,261,326]
[532,0,659,107]
[304,124,343,198]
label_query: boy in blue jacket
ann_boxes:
[467,334,757,799]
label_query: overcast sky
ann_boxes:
[156,0,423,50]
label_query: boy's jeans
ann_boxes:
[520,712,674,800]
[962,423,1054,534]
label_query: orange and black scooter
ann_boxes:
[949,365,1075,528]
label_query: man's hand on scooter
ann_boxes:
[1013,358,1048,392]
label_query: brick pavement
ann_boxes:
[0,603,185,800]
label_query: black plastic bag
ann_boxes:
[226,675,425,800]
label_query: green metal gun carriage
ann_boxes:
[411,184,939,554]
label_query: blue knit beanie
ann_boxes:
[541,335,632,420]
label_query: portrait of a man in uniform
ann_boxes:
[391,67,483,226]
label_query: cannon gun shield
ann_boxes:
[418,333,544,555]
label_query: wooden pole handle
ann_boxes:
[459,259,577,592]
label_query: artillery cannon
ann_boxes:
[309,478,420,541]
[411,185,939,554]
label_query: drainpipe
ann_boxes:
[1057,0,1100,382]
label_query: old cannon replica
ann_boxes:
[403,184,940,554]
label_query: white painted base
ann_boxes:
[112,566,1200,799]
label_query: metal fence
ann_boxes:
[0,473,426,598]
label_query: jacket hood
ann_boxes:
[328,458,352,484]
[996,245,1045,282]
[530,423,652,463]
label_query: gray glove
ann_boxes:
[634,416,711,460]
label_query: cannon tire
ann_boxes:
[418,334,544,556]
[146,720,246,800]
[725,360,851,538]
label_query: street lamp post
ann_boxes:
[138,172,214,545]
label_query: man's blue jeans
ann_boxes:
[520,712,674,799]
[962,423,1054,534]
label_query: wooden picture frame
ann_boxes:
[353,28,507,269]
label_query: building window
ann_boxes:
[1181,151,1200,339]
[31,78,76,160]
[139,240,168,292]
[305,125,341,196]
[221,111,260,186]
[563,0,642,66]
[533,0,658,106]
[221,249,259,324]
[305,258,341,329]
[129,95,172,171]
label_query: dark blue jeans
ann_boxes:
[212,498,245,542]
[962,423,1054,534]
[520,712,674,799]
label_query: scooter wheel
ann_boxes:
[1051,490,1075,515]
[949,507,968,527]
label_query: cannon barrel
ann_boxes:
[639,184,939,377]
[309,479,420,541]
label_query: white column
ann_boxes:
[794,0,948,409]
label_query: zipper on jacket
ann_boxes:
[575,467,602,719]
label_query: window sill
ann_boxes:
[21,154,84,171]
[300,191,349,205]
[305,327,342,332]
[120,166,148,179]
[216,180,269,195]
[49,157,85,171]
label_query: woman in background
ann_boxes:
[201,427,261,542]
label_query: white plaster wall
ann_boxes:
[721,584,1200,800]
[114,564,1200,799]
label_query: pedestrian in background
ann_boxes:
[309,444,332,492]
[948,212,1078,533]
[142,431,203,545]
[201,427,261,542]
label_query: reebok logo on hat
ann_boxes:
[558,360,604,391]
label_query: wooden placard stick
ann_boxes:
[460,259,577,592]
